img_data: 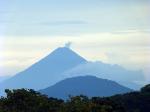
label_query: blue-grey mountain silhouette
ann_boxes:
[62,61,145,89]
[0,76,10,83]
[40,76,132,99]
[0,46,145,96]
[0,47,87,94]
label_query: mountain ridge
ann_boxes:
[62,61,145,89]
[0,46,145,96]
[40,75,132,99]
[0,47,87,94]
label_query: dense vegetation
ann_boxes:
[0,84,150,112]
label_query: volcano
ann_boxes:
[0,47,87,92]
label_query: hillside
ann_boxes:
[40,76,132,99]
[0,84,149,112]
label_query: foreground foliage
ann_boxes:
[0,84,150,112]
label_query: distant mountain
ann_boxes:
[40,76,132,99]
[0,76,10,83]
[0,47,87,94]
[0,46,145,96]
[62,62,145,89]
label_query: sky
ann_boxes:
[0,0,150,81]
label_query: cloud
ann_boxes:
[0,0,150,81]
[39,20,87,26]
[64,42,72,48]
[1,29,150,77]
[1,0,149,36]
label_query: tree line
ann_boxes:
[0,84,150,112]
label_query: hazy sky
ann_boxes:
[0,0,150,81]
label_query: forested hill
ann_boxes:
[0,84,150,112]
